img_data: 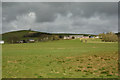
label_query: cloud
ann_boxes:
[2,0,120,2]
[0,2,2,34]
[2,2,118,34]
[2,12,36,31]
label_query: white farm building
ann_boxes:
[64,35,84,39]
[0,41,4,44]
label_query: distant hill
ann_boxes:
[2,30,52,43]
[2,30,97,43]
[2,30,38,39]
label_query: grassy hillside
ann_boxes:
[2,30,52,43]
[2,30,38,42]
[2,39,118,78]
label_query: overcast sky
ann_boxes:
[2,2,118,34]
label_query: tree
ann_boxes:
[59,35,64,39]
[72,36,75,39]
[99,32,118,42]
[8,36,20,43]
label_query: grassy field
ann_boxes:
[2,39,118,78]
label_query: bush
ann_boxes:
[99,32,118,42]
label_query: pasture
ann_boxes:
[2,39,118,78]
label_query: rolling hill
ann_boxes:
[2,30,98,43]
[2,30,53,43]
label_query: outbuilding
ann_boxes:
[28,39,35,43]
[0,40,4,44]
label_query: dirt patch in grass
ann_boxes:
[51,53,118,78]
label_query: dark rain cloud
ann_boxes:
[2,2,118,34]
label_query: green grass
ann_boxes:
[2,39,118,78]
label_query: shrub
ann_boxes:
[99,32,118,42]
